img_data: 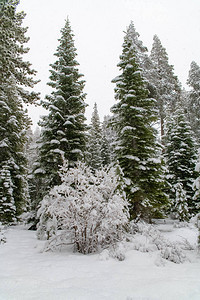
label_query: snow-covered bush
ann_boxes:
[128,221,168,250]
[191,213,200,252]
[0,222,6,244]
[127,221,188,264]
[37,160,129,254]
[161,243,186,264]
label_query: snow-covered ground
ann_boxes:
[0,223,200,300]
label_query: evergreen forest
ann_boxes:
[1,0,200,255]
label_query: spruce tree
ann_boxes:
[102,115,117,164]
[125,22,155,98]
[37,18,87,191]
[186,61,200,144]
[111,23,168,221]
[26,127,44,227]
[101,128,111,167]
[150,35,181,138]
[87,103,102,170]
[173,182,190,222]
[164,103,198,216]
[0,0,39,224]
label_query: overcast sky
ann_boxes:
[18,0,200,129]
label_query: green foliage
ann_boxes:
[37,18,87,192]
[187,61,200,144]
[150,35,181,137]
[0,0,39,224]
[86,103,103,170]
[164,104,199,216]
[111,22,168,221]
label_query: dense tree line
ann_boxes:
[1,0,200,253]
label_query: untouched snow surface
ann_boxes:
[0,224,200,300]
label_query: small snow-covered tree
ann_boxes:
[37,159,129,254]
[86,103,102,170]
[0,222,6,244]
[26,127,45,228]
[111,22,168,220]
[172,182,190,222]
[101,115,117,164]
[187,61,200,144]
[37,18,87,193]
[192,152,200,212]
[0,164,16,224]
[164,103,198,216]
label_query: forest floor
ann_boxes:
[0,220,200,300]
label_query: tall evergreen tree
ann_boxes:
[186,61,200,144]
[37,18,87,192]
[150,35,181,138]
[111,23,167,221]
[126,22,155,98]
[0,0,39,224]
[164,103,198,216]
[87,103,102,171]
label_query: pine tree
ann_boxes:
[164,103,198,216]
[173,182,189,222]
[26,127,44,227]
[111,23,168,221]
[101,128,111,167]
[87,103,102,170]
[150,35,181,138]
[187,61,200,144]
[102,115,117,163]
[125,22,155,98]
[0,0,39,224]
[37,18,87,191]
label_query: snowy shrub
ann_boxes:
[191,213,200,252]
[37,160,129,254]
[0,223,6,244]
[173,221,190,228]
[127,221,189,264]
[99,243,126,261]
[99,249,110,261]
[109,242,126,261]
[129,221,168,250]
[160,243,186,264]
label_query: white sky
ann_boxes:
[18,0,200,129]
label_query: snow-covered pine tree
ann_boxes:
[191,150,200,213]
[125,22,155,98]
[111,23,168,221]
[0,164,16,224]
[86,103,102,170]
[164,103,199,216]
[173,182,190,222]
[186,61,200,144]
[0,0,39,224]
[101,115,117,164]
[37,18,87,192]
[25,127,45,228]
[101,127,111,167]
[150,35,181,138]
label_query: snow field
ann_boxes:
[0,223,200,300]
